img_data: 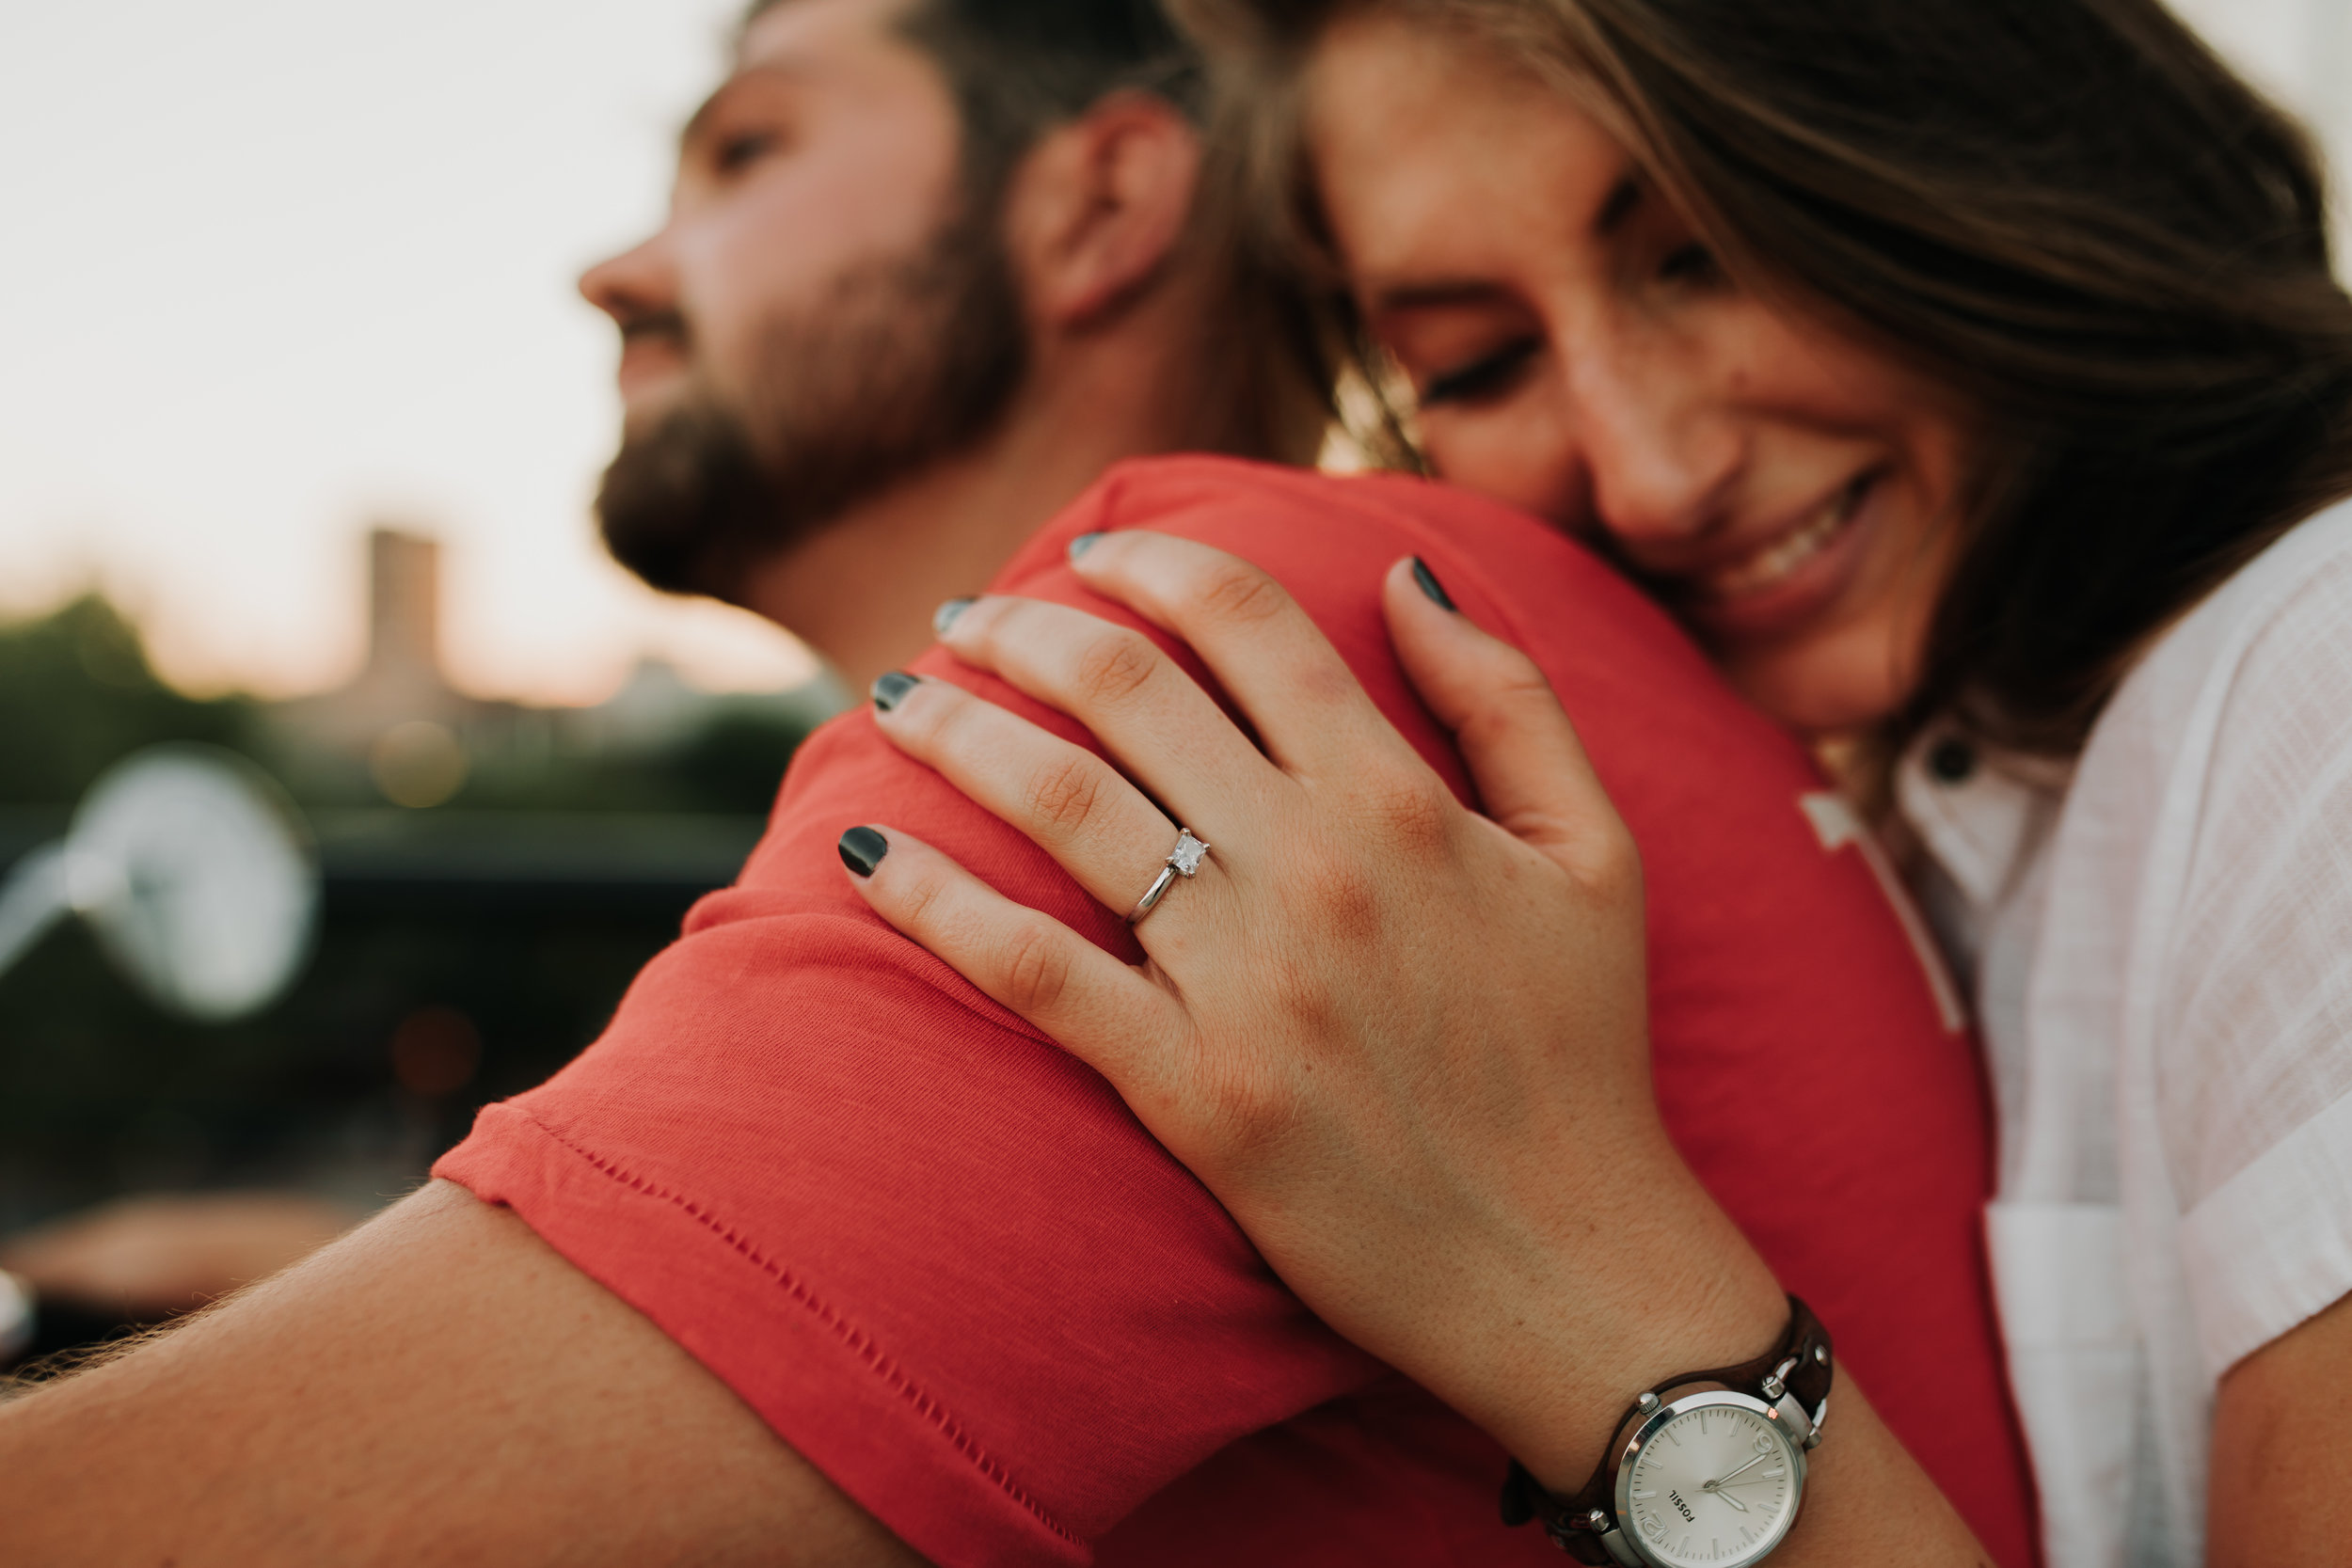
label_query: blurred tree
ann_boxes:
[0,593,817,1240]
[0,597,258,806]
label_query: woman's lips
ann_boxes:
[1666,470,1883,640]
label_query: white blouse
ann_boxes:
[1898,497,2352,1568]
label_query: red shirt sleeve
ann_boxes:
[437,455,2035,1568]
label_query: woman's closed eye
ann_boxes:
[1656,241,1724,289]
[1419,337,1541,408]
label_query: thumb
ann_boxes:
[1381,557,1629,872]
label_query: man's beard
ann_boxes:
[596,202,1027,602]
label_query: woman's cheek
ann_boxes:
[1421,405,1585,530]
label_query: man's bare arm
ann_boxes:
[0,1180,927,1567]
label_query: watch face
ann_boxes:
[1617,1396,1803,1567]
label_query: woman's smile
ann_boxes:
[1666,467,1886,640]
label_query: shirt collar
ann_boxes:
[1894,725,2070,913]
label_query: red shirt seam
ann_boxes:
[510,1108,1089,1550]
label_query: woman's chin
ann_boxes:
[1719,632,1912,740]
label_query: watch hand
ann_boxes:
[1708,1487,1750,1513]
[1708,1452,1773,1488]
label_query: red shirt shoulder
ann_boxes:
[437,455,2034,1568]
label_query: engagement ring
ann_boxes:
[1127,829,1210,925]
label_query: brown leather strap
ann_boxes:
[1501,1296,1833,1561]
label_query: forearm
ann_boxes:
[0,1181,924,1567]
[1406,1153,1994,1567]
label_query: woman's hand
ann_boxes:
[844,531,1784,1482]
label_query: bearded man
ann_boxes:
[583,0,1311,688]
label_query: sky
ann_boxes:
[0,0,814,705]
[1,1,2346,707]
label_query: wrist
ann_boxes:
[1443,1156,1788,1488]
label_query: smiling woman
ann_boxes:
[838,1,2352,1565]
[1200,0,2352,753]
[1293,28,1974,735]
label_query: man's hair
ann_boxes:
[746,0,1208,208]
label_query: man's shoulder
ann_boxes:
[716,455,1800,953]
[1007,455,1770,769]
[1016,454,1710,685]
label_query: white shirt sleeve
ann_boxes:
[2166,546,2352,1377]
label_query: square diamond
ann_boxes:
[1168,831,1209,876]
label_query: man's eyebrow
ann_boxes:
[679,89,730,153]
[677,64,810,152]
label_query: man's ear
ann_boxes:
[1003,92,1203,331]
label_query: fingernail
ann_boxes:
[933,597,975,638]
[871,671,919,712]
[838,826,888,878]
[1069,531,1105,562]
[1410,557,1456,611]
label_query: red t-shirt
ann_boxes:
[437,457,2036,1568]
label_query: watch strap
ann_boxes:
[1501,1295,1833,1561]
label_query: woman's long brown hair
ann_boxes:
[1181,0,2352,759]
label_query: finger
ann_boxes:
[1061,531,1424,783]
[930,595,1289,833]
[869,670,1236,926]
[836,823,1185,1097]
[1380,557,1629,866]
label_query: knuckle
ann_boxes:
[1189,559,1292,627]
[1364,774,1457,857]
[893,858,955,930]
[1070,628,1164,708]
[1200,1061,1298,1154]
[1292,854,1385,946]
[1580,825,1645,905]
[913,682,977,751]
[997,916,1075,1017]
[1020,752,1110,838]
[1457,665,1563,750]
[1277,962,1346,1032]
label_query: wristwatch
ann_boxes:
[1501,1295,1833,1567]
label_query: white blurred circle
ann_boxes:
[67,746,319,1022]
[0,1269,32,1364]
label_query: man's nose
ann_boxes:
[1557,321,1740,550]
[579,232,675,327]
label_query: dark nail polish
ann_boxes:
[1410,557,1457,610]
[871,671,919,712]
[933,597,975,639]
[1069,531,1105,562]
[838,826,889,879]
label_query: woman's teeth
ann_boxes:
[1700,478,1868,601]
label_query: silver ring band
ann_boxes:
[1127,829,1210,925]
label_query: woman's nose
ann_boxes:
[1556,324,1741,551]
